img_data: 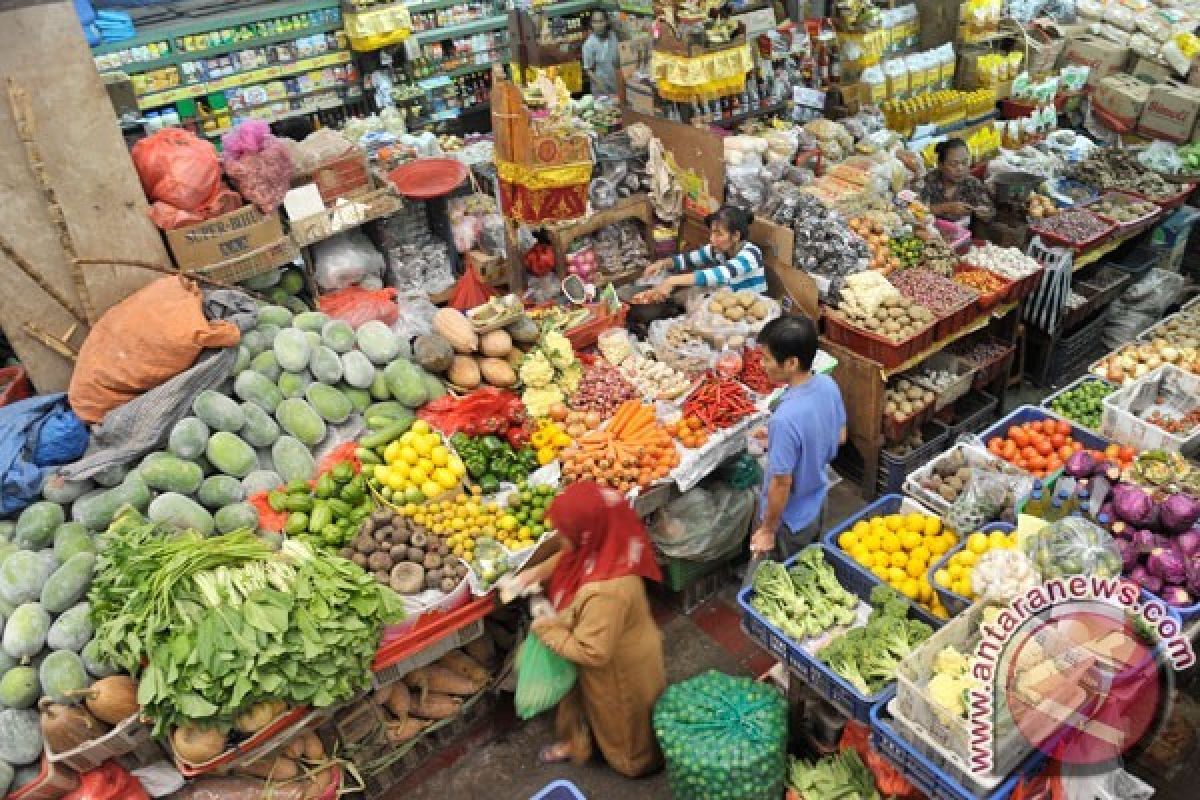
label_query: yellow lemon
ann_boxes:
[941,532,958,551]
[373,464,390,483]
[900,530,922,551]
[931,604,949,620]
[864,532,884,553]
[398,445,418,466]
[967,532,989,555]
[499,515,518,531]
[905,512,926,531]
[917,578,933,602]
[988,530,1012,550]
[872,565,890,581]
[431,446,450,467]
[885,515,903,532]
[923,516,942,537]
[934,568,952,588]
[899,579,920,599]
[874,552,892,569]
[850,546,871,565]
[413,436,434,458]
[399,430,417,446]
[957,550,978,567]
[953,579,974,598]
[906,559,926,579]
[448,455,467,478]
[888,566,908,584]
[421,480,443,500]
[881,534,901,554]
[853,520,871,536]
[838,531,859,550]
[926,536,949,557]
[890,551,909,569]
[947,563,964,581]
[434,467,457,490]
[910,546,931,567]
[383,440,403,464]
[384,471,406,491]
[411,419,431,435]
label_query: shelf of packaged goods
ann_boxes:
[709,100,790,128]
[204,87,361,138]
[94,21,344,75]
[137,50,352,109]
[880,300,1018,380]
[414,15,508,43]
[406,99,490,128]
[540,0,600,16]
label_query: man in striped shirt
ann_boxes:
[634,206,768,303]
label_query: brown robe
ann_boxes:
[535,575,666,777]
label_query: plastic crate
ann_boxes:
[663,550,737,593]
[48,713,164,773]
[1136,310,1180,342]
[978,405,1110,481]
[1058,282,1100,333]
[738,543,938,723]
[892,598,1038,785]
[7,756,80,800]
[1005,265,1045,305]
[913,352,977,412]
[879,421,950,496]
[531,780,587,800]
[1045,308,1110,380]
[883,399,937,444]
[1040,375,1116,435]
[1028,210,1114,253]
[1074,265,1132,310]
[870,696,1049,800]
[1100,364,1200,457]
[963,340,1016,391]
[372,594,494,688]
[823,312,937,370]
[566,303,629,350]
[903,443,1032,518]
[941,391,999,439]
[925,523,1015,617]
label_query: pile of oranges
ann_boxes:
[667,415,710,449]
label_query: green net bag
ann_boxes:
[653,671,788,800]
[515,633,578,720]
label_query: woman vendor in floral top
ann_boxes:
[920,138,995,228]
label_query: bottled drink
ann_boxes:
[1023,480,1047,518]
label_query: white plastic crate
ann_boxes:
[886,700,1005,798]
[1100,364,1200,456]
[892,603,1034,781]
[902,443,1031,517]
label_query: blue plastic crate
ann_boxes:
[926,523,1015,617]
[530,780,586,800]
[738,543,938,723]
[820,494,944,631]
[869,691,1049,800]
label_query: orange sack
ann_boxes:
[69,276,242,424]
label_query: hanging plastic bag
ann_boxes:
[318,286,399,328]
[312,230,386,291]
[514,633,578,719]
[449,265,497,311]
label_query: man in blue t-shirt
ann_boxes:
[751,315,847,559]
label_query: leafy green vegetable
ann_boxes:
[817,584,932,696]
[749,548,858,641]
[89,510,404,735]
[788,747,880,800]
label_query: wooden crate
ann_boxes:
[545,194,655,285]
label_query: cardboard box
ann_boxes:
[625,78,656,115]
[1093,74,1152,127]
[1130,57,1173,84]
[165,206,287,272]
[1138,80,1200,143]
[1061,34,1129,86]
[1027,21,1069,76]
[750,218,820,320]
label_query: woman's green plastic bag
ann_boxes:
[514,633,577,720]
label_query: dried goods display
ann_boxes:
[571,221,651,279]
[1068,148,1183,199]
[831,294,934,343]
[614,352,693,400]
[705,289,775,326]
[1087,194,1158,224]
[768,192,869,297]
[835,271,902,317]
[1146,408,1200,436]
[888,269,978,317]
[1029,209,1111,246]
[960,242,1041,279]
[651,318,717,373]
[952,338,1011,369]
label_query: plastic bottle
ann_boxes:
[1023,480,1046,518]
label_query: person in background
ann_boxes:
[582,10,621,98]
[920,138,995,228]
[634,205,766,304]
[514,482,665,777]
[752,315,846,559]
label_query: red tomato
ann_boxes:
[1022,446,1040,461]
[1035,439,1054,457]
[1056,419,1071,436]
[1010,428,1030,448]
[1050,433,1066,449]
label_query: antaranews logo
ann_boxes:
[966,576,1194,776]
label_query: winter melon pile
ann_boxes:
[0,288,446,792]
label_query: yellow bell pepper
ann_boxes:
[530,429,553,449]
[537,445,558,465]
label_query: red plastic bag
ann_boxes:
[838,722,921,800]
[132,128,221,212]
[449,265,496,311]
[318,287,399,328]
[63,762,149,800]
[418,388,524,435]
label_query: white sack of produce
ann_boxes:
[313,230,386,291]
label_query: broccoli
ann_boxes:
[817,586,935,695]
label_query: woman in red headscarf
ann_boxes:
[517,480,666,777]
